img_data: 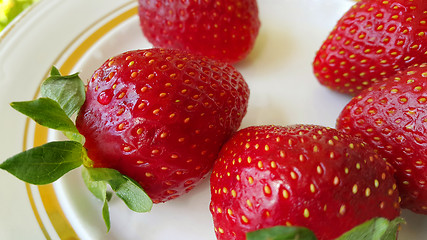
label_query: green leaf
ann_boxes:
[50,66,61,76]
[111,175,153,213]
[82,167,108,201]
[63,131,85,144]
[85,167,124,182]
[246,226,317,240]
[41,66,86,118]
[336,218,405,240]
[85,167,153,213]
[82,167,112,231]
[0,141,83,184]
[10,67,86,143]
[10,98,79,133]
[102,198,111,231]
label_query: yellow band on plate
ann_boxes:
[24,3,138,239]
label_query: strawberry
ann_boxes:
[76,48,249,203]
[210,125,401,240]
[313,0,427,95]
[137,0,260,64]
[336,62,427,214]
[0,48,249,229]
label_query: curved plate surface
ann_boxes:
[0,0,426,239]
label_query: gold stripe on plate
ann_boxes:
[26,183,51,240]
[34,123,79,240]
[25,120,51,240]
[25,3,138,240]
[60,6,138,75]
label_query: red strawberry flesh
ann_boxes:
[76,48,249,203]
[210,125,400,240]
[337,63,427,214]
[313,0,427,95]
[138,0,260,63]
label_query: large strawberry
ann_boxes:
[210,125,401,240]
[137,0,260,64]
[313,0,427,95]
[76,48,249,203]
[336,62,427,214]
[0,48,249,229]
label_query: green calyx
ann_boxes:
[336,217,404,240]
[82,167,153,231]
[246,217,405,240]
[0,66,153,231]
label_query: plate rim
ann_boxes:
[19,2,138,239]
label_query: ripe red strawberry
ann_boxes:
[76,48,250,203]
[210,125,400,240]
[313,0,427,95]
[336,62,427,214]
[137,0,260,64]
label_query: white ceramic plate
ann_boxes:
[1,0,426,239]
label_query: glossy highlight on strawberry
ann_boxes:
[337,63,427,214]
[210,125,400,240]
[76,48,250,203]
[138,0,260,63]
[313,0,427,95]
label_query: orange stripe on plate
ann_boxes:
[27,4,138,240]
[26,183,52,240]
[39,184,80,240]
[60,6,138,75]
[34,123,79,240]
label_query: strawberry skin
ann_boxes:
[313,0,427,95]
[138,0,260,64]
[76,48,249,203]
[210,125,400,240]
[337,63,427,214]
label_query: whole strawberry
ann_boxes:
[337,63,427,214]
[0,48,249,230]
[313,0,427,95]
[210,125,400,240]
[137,0,260,64]
[76,48,249,203]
